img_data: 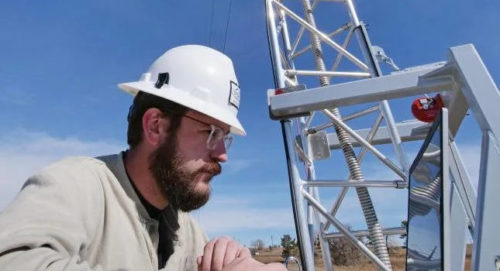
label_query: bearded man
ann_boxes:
[0,45,286,271]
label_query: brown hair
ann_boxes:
[127,92,188,148]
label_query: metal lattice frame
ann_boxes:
[268,42,500,270]
[265,0,410,270]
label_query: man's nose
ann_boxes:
[210,140,228,163]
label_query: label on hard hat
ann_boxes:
[229,81,240,109]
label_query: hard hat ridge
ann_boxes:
[118,44,246,136]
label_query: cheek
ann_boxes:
[176,140,210,161]
[177,158,205,173]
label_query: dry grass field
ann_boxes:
[255,247,405,271]
[255,245,472,270]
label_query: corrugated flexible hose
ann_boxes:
[300,0,393,269]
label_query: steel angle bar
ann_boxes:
[276,1,331,269]
[276,20,283,36]
[265,0,286,86]
[268,62,451,118]
[327,120,430,148]
[344,0,361,25]
[291,26,306,57]
[294,140,312,166]
[351,113,385,178]
[330,26,355,72]
[307,122,334,135]
[311,0,319,10]
[292,24,351,59]
[279,49,291,69]
[304,112,316,130]
[322,109,405,178]
[285,69,370,78]
[278,8,295,65]
[325,227,406,239]
[302,190,391,271]
[322,114,384,232]
[441,109,451,271]
[284,122,315,271]
[342,105,379,122]
[307,106,379,134]
[301,120,333,271]
[284,77,297,87]
[449,141,476,229]
[448,44,500,271]
[302,180,405,188]
[278,7,303,89]
[271,0,369,71]
[379,100,410,175]
[344,13,411,178]
[265,1,315,270]
[289,0,324,57]
[473,132,500,271]
[450,44,500,139]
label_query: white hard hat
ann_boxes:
[119,45,245,136]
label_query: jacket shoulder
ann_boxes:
[32,156,108,186]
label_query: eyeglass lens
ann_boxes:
[207,125,232,150]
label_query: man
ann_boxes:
[0,45,286,271]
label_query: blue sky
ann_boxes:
[0,0,498,247]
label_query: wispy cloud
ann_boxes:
[222,158,254,175]
[193,194,294,234]
[0,130,124,209]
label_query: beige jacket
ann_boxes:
[0,154,208,271]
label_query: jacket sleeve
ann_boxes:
[0,158,105,271]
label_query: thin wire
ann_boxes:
[222,0,233,52]
[208,0,215,47]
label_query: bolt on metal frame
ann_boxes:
[265,0,411,270]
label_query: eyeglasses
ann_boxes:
[182,114,233,151]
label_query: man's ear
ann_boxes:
[142,108,170,147]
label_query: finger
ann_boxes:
[237,247,251,258]
[222,258,250,271]
[220,256,247,271]
[211,237,231,271]
[222,240,240,266]
[201,239,216,271]
[263,262,288,271]
[222,257,265,271]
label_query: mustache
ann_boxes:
[197,162,222,177]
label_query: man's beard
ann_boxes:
[149,134,221,212]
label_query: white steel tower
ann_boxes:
[265,0,500,270]
[265,1,405,270]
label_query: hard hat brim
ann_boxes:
[118,81,246,136]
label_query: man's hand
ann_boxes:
[197,236,287,271]
[198,236,251,271]
[220,257,287,271]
